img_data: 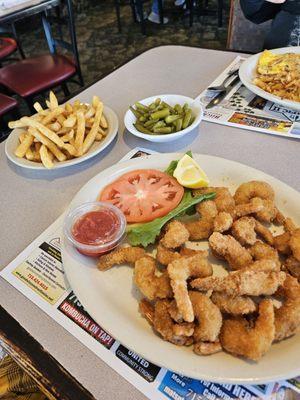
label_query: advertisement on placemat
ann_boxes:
[1,148,300,400]
[197,56,300,139]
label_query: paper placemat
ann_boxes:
[197,56,300,140]
[1,147,299,400]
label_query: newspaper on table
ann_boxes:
[197,56,300,140]
[1,147,299,400]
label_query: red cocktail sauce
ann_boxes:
[71,210,122,257]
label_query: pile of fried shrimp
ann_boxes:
[97,180,300,362]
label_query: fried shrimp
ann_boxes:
[185,200,217,240]
[211,292,257,315]
[254,220,274,245]
[160,220,190,249]
[274,232,291,255]
[191,262,285,296]
[274,275,300,341]
[209,232,253,270]
[196,200,218,219]
[231,217,257,246]
[250,241,280,266]
[220,299,275,361]
[97,246,146,271]
[156,244,181,265]
[234,181,277,222]
[284,256,300,281]
[168,254,213,322]
[139,298,155,325]
[234,197,264,218]
[153,299,194,345]
[214,212,233,232]
[194,187,235,213]
[189,291,222,344]
[289,228,300,262]
[193,341,222,355]
[134,256,172,300]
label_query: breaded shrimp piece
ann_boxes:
[220,299,275,361]
[194,187,235,213]
[231,217,257,246]
[180,247,208,258]
[250,241,280,266]
[254,220,274,246]
[189,291,222,342]
[214,212,233,232]
[191,264,286,296]
[185,219,214,240]
[160,220,190,249]
[211,292,257,315]
[156,244,181,266]
[284,256,300,281]
[283,217,297,233]
[98,246,146,271]
[234,197,265,218]
[193,341,222,355]
[289,228,300,262]
[196,200,218,219]
[168,299,184,323]
[153,299,194,346]
[274,232,291,255]
[134,256,172,301]
[209,232,253,270]
[139,298,155,325]
[168,254,213,322]
[234,181,277,222]
[274,275,300,341]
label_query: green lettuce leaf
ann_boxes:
[126,191,215,247]
[165,150,193,176]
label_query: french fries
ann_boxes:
[9,91,109,169]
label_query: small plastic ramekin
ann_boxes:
[64,201,126,257]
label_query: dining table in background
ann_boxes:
[0,45,300,399]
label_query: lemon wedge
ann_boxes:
[173,154,209,189]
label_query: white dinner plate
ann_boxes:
[62,153,300,384]
[239,46,300,111]
[5,105,118,170]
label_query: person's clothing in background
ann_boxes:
[148,0,186,23]
[240,0,300,48]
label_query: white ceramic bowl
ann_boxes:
[124,94,203,143]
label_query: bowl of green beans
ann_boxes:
[124,94,203,142]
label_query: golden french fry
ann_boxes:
[74,111,85,156]
[19,132,27,143]
[9,120,27,129]
[40,144,54,169]
[46,100,51,109]
[85,107,95,119]
[62,143,77,156]
[48,150,54,161]
[69,137,76,147]
[65,103,73,113]
[48,121,61,132]
[63,114,77,128]
[21,117,65,147]
[95,133,103,141]
[49,91,59,109]
[15,134,34,158]
[61,129,74,142]
[92,96,100,108]
[28,127,67,162]
[34,102,43,113]
[42,107,64,125]
[82,102,103,154]
[57,114,66,125]
[100,115,108,129]
[25,147,34,161]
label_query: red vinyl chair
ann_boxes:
[0,37,17,61]
[0,0,83,111]
[0,93,18,117]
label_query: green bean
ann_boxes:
[135,102,148,112]
[155,98,161,106]
[165,115,181,124]
[153,120,166,129]
[149,102,156,110]
[134,123,152,134]
[129,106,142,119]
[151,108,170,120]
[144,118,159,127]
[153,127,172,134]
[182,110,192,129]
[174,104,182,114]
[139,116,147,122]
[175,118,183,132]
[183,103,189,112]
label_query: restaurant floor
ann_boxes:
[18,0,229,95]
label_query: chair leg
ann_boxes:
[187,0,194,27]
[61,83,70,97]
[135,0,146,35]
[217,0,223,27]
[10,22,25,59]
[158,0,164,24]
[114,0,122,32]
[130,0,137,22]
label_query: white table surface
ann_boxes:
[1,45,300,399]
[0,0,45,16]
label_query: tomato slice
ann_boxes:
[99,169,184,223]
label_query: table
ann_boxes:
[1,45,300,399]
[0,0,59,23]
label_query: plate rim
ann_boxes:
[239,46,300,111]
[5,105,119,170]
[62,152,300,384]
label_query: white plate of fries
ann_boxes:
[239,47,300,111]
[5,92,119,170]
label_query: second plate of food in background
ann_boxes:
[239,47,300,111]
[124,94,203,142]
